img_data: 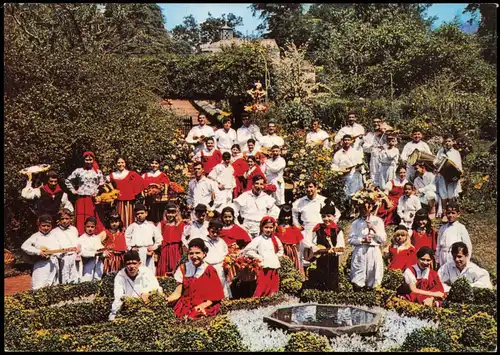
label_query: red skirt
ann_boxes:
[173,296,221,319]
[157,242,182,277]
[115,200,134,229]
[253,268,280,297]
[103,253,125,274]
[283,244,303,276]
[75,196,104,235]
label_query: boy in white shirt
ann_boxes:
[400,129,432,182]
[181,204,209,248]
[185,113,215,154]
[214,117,237,153]
[263,145,287,206]
[125,204,161,275]
[209,152,236,213]
[53,209,80,284]
[237,114,262,151]
[79,216,105,282]
[260,121,285,149]
[413,161,437,219]
[397,182,422,229]
[306,119,331,149]
[334,111,365,153]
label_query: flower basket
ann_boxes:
[236,266,258,282]
[4,249,15,266]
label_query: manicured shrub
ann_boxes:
[401,327,452,352]
[445,276,475,304]
[278,256,304,295]
[460,312,497,351]
[381,268,403,291]
[207,315,249,352]
[284,331,333,352]
[473,287,497,307]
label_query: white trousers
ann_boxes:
[32,257,59,290]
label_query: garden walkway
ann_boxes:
[4,274,31,295]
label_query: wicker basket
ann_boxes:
[236,266,258,282]
[4,249,15,266]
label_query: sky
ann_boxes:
[158,3,478,34]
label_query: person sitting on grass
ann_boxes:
[399,246,445,307]
[167,238,225,320]
[108,250,163,321]
[383,225,416,272]
[438,241,493,294]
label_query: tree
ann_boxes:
[464,3,497,63]
[172,14,201,52]
[200,12,243,43]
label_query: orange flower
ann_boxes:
[482,175,489,181]
[474,183,483,189]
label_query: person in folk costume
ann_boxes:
[108,250,163,321]
[397,182,422,230]
[234,175,280,239]
[142,156,171,223]
[52,209,80,284]
[375,133,400,189]
[362,120,386,183]
[410,209,437,257]
[331,134,365,218]
[22,170,74,221]
[181,203,209,250]
[125,203,162,275]
[185,113,216,154]
[378,165,408,226]
[436,202,472,269]
[21,214,61,289]
[192,136,223,176]
[157,203,184,277]
[230,144,249,198]
[166,238,225,320]
[107,156,146,229]
[209,151,236,214]
[263,145,287,206]
[237,113,263,152]
[243,155,267,192]
[348,199,387,291]
[433,135,463,221]
[201,219,232,298]
[276,204,304,276]
[242,216,284,298]
[65,151,106,235]
[306,119,331,149]
[79,216,105,282]
[400,128,432,183]
[243,138,267,164]
[260,121,285,149]
[98,211,128,275]
[334,111,365,153]
[187,162,216,215]
[220,206,252,249]
[398,246,445,307]
[308,202,345,291]
[214,117,237,154]
[413,161,438,219]
[382,225,417,272]
[438,242,493,294]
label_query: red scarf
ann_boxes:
[42,183,62,196]
[260,216,279,253]
[313,221,339,237]
[83,151,100,173]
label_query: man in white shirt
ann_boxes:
[187,162,216,211]
[260,121,285,149]
[331,135,364,217]
[292,180,340,267]
[125,204,162,274]
[438,242,492,293]
[185,113,215,154]
[362,120,387,183]
[214,117,237,154]
[413,161,437,218]
[334,111,365,153]
[263,145,287,206]
[400,129,432,182]
[181,204,209,248]
[306,119,331,149]
[237,114,262,152]
[234,175,279,238]
[208,152,236,213]
[108,250,163,321]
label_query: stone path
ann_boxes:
[5,274,31,296]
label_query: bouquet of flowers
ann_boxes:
[234,255,261,282]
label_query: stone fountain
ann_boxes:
[263,304,383,338]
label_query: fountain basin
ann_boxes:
[263,304,384,338]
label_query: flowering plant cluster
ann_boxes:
[244,103,268,113]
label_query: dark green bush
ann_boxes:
[401,327,452,352]
[445,276,475,304]
[459,312,497,351]
[284,331,333,352]
[300,289,379,307]
[278,256,304,296]
[473,287,497,308]
[381,267,403,291]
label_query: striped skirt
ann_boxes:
[115,200,134,229]
[283,243,304,277]
[156,242,182,277]
[103,252,125,274]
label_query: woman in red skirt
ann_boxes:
[166,238,224,319]
[230,144,249,198]
[377,165,408,226]
[276,205,303,274]
[108,156,146,229]
[399,246,445,307]
[64,151,106,234]
[142,156,171,224]
[383,225,416,271]
[192,137,222,175]
[241,216,284,298]
[411,209,437,255]
[101,212,128,274]
[157,203,184,277]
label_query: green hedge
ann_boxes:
[284,331,333,352]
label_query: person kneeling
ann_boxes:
[398,246,445,307]
[166,238,224,320]
[108,250,163,321]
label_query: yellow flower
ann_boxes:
[292,153,299,159]
[171,154,177,160]
[474,183,483,189]
[299,174,306,180]
[482,175,489,181]
[288,161,294,166]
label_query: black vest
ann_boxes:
[37,188,64,217]
[315,226,338,249]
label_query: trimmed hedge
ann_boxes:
[278,256,304,296]
[284,331,333,352]
[401,327,452,352]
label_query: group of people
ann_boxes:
[20,110,493,321]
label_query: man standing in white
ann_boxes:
[185,113,215,154]
[125,204,161,275]
[292,181,340,267]
[260,121,285,149]
[214,117,237,154]
[334,111,365,153]
[237,113,262,152]
[348,200,387,290]
[234,175,279,238]
[187,162,216,211]
[306,119,331,149]
[208,152,236,213]
[263,145,287,206]
[436,203,472,268]
[400,128,432,182]
[362,120,386,183]
[108,250,162,321]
